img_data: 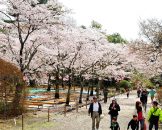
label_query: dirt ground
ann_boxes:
[0,91,155,130]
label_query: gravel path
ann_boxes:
[51,91,152,130]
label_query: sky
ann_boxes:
[58,0,162,40]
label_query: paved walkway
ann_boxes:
[52,91,152,130]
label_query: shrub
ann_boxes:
[0,58,26,117]
[118,80,131,89]
[120,88,126,93]
[157,88,162,103]
[143,79,154,88]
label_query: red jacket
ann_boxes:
[138,111,143,120]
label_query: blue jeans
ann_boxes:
[139,119,144,130]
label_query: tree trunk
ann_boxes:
[66,75,71,105]
[61,74,64,89]
[103,87,108,103]
[71,74,75,92]
[55,71,59,99]
[87,85,90,101]
[47,74,51,91]
[79,75,83,104]
[103,79,109,103]
[96,80,101,99]
[90,85,94,96]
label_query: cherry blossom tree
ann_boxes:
[0,0,67,74]
[128,39,162,78]
[0,0,68,111]
[127,19,162,78]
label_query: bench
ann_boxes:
[24,101,43,110]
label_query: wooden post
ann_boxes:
[14,118,17,126]
[76,100,78,113]
[86,99,87,109]
[33,108,37,115]
[64,105,66,117]
[48,108,50,122]
[22,114,24,130]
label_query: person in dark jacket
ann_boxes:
[140,89,148,112]
[110,117,120,130]
[109,99,120,124]
[137,88,141,98]
[126,89,130,98]
[127,115,139,130]
[88,96,102,130]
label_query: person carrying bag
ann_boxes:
[147,101,162,130]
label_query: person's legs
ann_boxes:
[92,113,96,130]
[142,102,144,109]
[96,113,100,129]
[145,103,147,112]
[151,96,154,102]
[149,122,154,130]
[154,121,159,130]
[139,119,144,130]
[116,116,118,120]
[127,93,129,98]
[143,103,147,112]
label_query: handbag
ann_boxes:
[149,108,159,122]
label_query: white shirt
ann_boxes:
[93,102,99,112]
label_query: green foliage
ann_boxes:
[80,25,86,29]
[91,20,102,29]
[3,19,15,23]
[118,80,131,89]
[143,79,154,88]
[107,33,127,43]
[39,0,48,4]
[0,102,24,117]
[120,88,126,93]
[0,28,6,33]
[150,75,162,86]
[131,71,154,88]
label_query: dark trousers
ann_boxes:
[127,93,129,98]
[149,122,158,130]
[142,102,147,112]
[137,93,140,98]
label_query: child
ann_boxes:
[110,117,120,130]
[127,115,139,130]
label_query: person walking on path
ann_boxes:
[147,101,162,130]
[149,88,156,102]
[127,115,139,130]
[135,101,144,130]
[108,99,120,124]
[110,117,120,130]
[137,88,141,98]
[140,89,148,112]
[127,89,130,98]
[88,96,102,130]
